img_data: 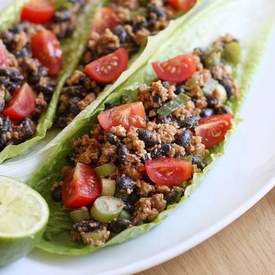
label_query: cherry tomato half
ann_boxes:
[21,0,55,24]
[98,102,146,131]
[145,158,193,186]
[84,48,128,84]
[152,54,197,84]
[92,7,119,34]
[0,40,9,67]
[31,30,63,76]
[195,114,233,148]
[62,163,101,209]
[168,0,197,12]
[3,83,36,121]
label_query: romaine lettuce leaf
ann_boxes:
[0,0,101,163]
[28,0,274,255]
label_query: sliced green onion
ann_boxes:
[157,94,190,116]
[101,178,116,196]
[70,207,90,222]
[95,163,116,177]
[90,196,124,223]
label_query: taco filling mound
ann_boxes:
[56,0,197,128]
[0,0,86,151]
[51,35,240,247]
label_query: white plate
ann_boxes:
[1,1,275,274]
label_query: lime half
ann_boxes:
[0,176,49,266]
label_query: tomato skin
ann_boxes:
[21,0,55,24]
[62,163,102,209]
[168,0,197,12]
[98,102,146,131]
[3,83,36,121]
[145,158,193,186]
[0,40,9,67]
[31,30,63,76]
[92,7,119,34]
[84,48,128,84]
[152,54,197,84]
[195,114,233,148]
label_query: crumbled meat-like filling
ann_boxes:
[55,35,240,246]
[0,1,85,149]
[56,0,179,128]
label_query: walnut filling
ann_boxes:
[54,35,240,246]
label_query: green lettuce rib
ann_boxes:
[0,0,101,163]
[27,0,274,255]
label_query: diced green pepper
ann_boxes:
[223,41,241,65]
[95,163,116,177]
[157,94,190,116]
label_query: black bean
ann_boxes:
[151,144,172,158]
[156,115,175,124]
[137,128,159,148]
[215,106,229,114]
[219,80,234,97]
[180,115,200,129]
[51,186,62,202]
[0,116,12,133]
[200,108,214,118]
[15,47,31,58]
[0,98,5,112]
[113,25,128,44]
[133,19,148,31]
[53,10,71,22]
[153,95,162,105]
[206,95,219,108]
[1,31,13,46]
[166,187,184,204]
[176,129,193,148]
[69,97,81,115]
[116,144,129,164]
[148,4,166,18]
[106,132,120,146]
[116,176,135,194]
[108,219,131,234]
[21,118,35,138]
[175,85,185,95]
[35,84,54,96]
[72,219,101,233]
[192,155,205,169]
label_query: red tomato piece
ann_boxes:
[92,7,119,34]
[31,30,63,76]
[195,114,233,148]
[145,158,193,186]
[84,48,128,84]
[21,0,55,24]
[0,40,9,67]
[3,83,36,121]
[152,54,197,84]
[98,102,146,131]
[62,163,102,209]
[168,0,197,12]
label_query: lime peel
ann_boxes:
[0,176,49,266]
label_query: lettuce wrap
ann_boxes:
[28,0,274,255]
[0,0,100,163]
